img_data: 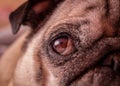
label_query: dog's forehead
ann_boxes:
[38,0,104,30]
[34,0,105,40]
[39,0,119,29]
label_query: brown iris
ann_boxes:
[51,35,74,55]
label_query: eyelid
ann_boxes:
[49,32,71,44]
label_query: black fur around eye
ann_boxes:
[50,34,75,56]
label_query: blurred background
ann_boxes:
[0,0,26,56]
[0,0,26,28]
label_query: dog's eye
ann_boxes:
[51,35,74,55]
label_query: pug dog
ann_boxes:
[0,0,120,86]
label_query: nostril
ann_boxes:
[112,57,120,74]
[100,51,120,74]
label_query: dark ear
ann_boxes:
[9,0,63,34]
[9,2,29,34]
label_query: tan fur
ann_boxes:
[0,30,31,86]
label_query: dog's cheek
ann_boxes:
[13,46,40,86]
[13,29,48,86]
